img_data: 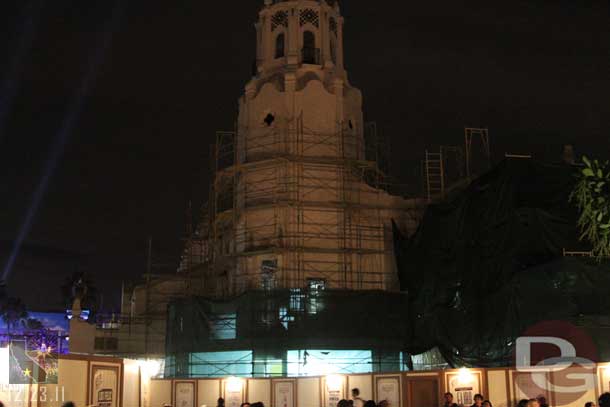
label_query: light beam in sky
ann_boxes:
[2,0,125,282]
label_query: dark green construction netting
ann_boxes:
[394,158,610,367]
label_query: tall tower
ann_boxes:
[207,0,414,298]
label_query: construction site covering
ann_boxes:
[395,158,610,367]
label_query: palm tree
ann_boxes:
[23,318,43,331]
[1,298,28,338]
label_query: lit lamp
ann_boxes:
[227,376,243,393]
[138,359,162,378]
[457,368,473,385]
[326,375,343,391]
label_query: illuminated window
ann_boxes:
[287,350,372,376]
[278,306,294,330]
[190,351,252,377]
[306,279,325,314]
[289,288,304,311]
[261,259,278,290]
[307,278,326,291]
[209,313,236,340]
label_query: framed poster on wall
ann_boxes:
[89,365,120,407]
[375,375,402,407]
[445,370,483,407]
[174,381,197,407]
[272,380,296,407]
[223,378,246,407]
[512,371,550,403]
[322,375,346,407]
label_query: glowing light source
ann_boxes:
[226,376,243,393]
[326,375,343,391]
[0,347,8,385]
[457,368,473,384]
[138,359,162,378]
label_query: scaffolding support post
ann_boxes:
[464,127,491,178]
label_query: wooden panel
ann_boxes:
[406,377,439,407]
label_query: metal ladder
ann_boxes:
[425,150,445,202]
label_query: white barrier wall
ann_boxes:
[8,355,610,407]
[147,366,610,407]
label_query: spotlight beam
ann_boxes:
[2,0,124,282]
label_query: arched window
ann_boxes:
[275,33,285,59]
[302,31,318,64]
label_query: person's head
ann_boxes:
[586,402,597,407]
[517,399,529,407]
[536,396,547,406]
[444,393,454,403]
[483,400,492,407]
[363,401,376,407]
[240,403,250,407]
[62,402,76,407]
[599,393,610,407]
[338,400,350,407]
[474,395,484,405]
[250,402,264,407]
[348,401,354,407]
[378,400,389,407]
[217,398,225,407]
[527,399,540,407]
[352,389,361,398]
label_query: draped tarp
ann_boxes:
[394,158,610,367]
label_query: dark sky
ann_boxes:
[0,0,608,310]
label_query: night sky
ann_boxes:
[0,0,607,311]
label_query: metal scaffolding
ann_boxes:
[179,115,421,298]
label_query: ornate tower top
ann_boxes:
[254,0,345,82]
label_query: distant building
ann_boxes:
[74,0,426,374]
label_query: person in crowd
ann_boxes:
[250,402,264,407]
[348,400,354,407]
[483,400,493,407]
[526,398,540,407]
[378,400,389,407]
[599,393,610,407]
[471,394,484,407]
[537,396,548,407]
[352,388,365,407]
[240,403,251,407]
[217,398,225,407]
[586,402,597,407]
[338,400,350,407]
[443,392,458,407]
[517,399,529,407]
[62,402,75,407]
[363,400,377,407]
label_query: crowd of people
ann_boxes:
[443,392,493,407]
[443,391,610,407]
[6,387,607,407]
[336,388,391,407]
